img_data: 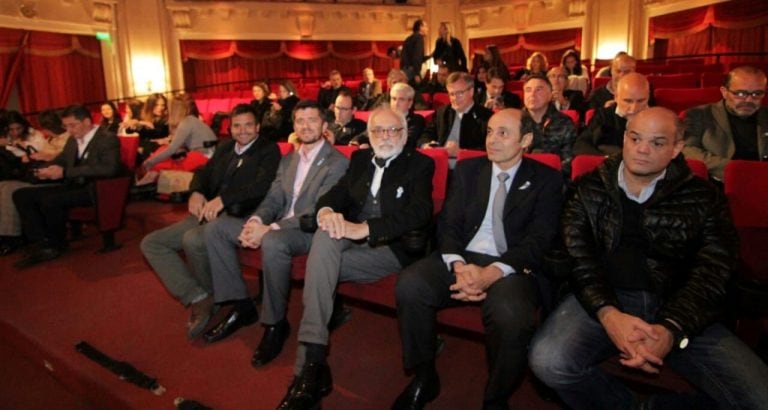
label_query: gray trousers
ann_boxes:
[140,215,213,306]
[294,229,401,374]
[205,215,251,304]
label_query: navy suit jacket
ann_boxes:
[439,156,563,274]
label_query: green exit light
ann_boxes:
[95,32,111,41]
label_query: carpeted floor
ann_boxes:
[0,200,563,410]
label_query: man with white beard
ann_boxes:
[277,107,435,410]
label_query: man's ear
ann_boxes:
[521,132,533,150]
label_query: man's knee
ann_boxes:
[395,267,430,306]
[181,226,205,253]
[528,327,578,386]
[261,231,289,255]
[140,231,162,255]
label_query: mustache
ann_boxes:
[736,102,758,110]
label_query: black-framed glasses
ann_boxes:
[727,89,766,99]
[370,127,404,138]
[448,86,473,98]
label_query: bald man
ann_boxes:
[574,72,650,156]
[531,106,768,409]
[588,53,637,110]
[394,109,564,409]
[683,65,768,180]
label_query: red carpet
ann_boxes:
[0,201,562,409]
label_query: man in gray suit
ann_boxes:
[683,65,768,180]
[203,101,349,360]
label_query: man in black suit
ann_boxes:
[327,91,367,146]
[476,67,522,111]
[317,70,351,110]
[13,105,121,267]
[277,107,435,410]
[393,109,564,410]
[419,71,493,164]
[140,104,280,339]
[401,19,429,82]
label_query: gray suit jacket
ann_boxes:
[252,141,349,229]
[683,101,768,180]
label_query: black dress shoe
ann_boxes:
[251,319,290,368]
[391,370,440,410]
[277,362,332,410]
[13,247,62,269]
[203,306,258,344]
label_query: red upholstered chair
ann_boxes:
[654,87,722,114]
[416,148,450,215]
[421,93,432,109]
[701,72,726,88]
[525,153,562,171]
[431,93,450,110]
[570,155,606,180]
[67,137,135,253]
[647,73,700,89]
[591,76,610,92]
[334,144,358,159]
[505,80,524,92]
[561,109,580,127]
[585,108,596,126]
[686,159,709,180]
[457,149,485,162]
[202,98,230,125]
[277,142,295,156]
[724,160,768,351]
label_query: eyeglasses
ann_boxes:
[448,86,472,99]
[336,106,353,112]
[370,127,404,138]
[727,89,766,99]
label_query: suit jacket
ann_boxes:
[418,104,493,149]
[189,136,280,217]
[440,156,563,274]
[316,148,434,266]
[52,127,121,184]
[573,105,627,156]
[253,141,349,230]
[683,101,768,180]
[401,32,426,72]
[318,86,352,110]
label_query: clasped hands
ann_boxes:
[33,164,64,180]
[598,306,675,374]
[317,208,369,240]
[449,261,503,302]
[189,192,224,224]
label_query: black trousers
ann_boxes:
[13,184,92,248]
[395,252,540,409]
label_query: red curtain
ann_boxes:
[650,0,768,63]
[468,28,582,68]
[181,40,399,92]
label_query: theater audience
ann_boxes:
[355,68,382,111]
[0,110,69,256]
[588,53,636,110]
[99,101,122,134]
[394,108,563,410]
[140,104,279,339]
[561,49,589,96]
[515,51,548,81]
[530,107,768,410]
[683,65,768,180]
[390,82,426,150]
[432,22,467,73]
[317,70,351,111]
[12,105,121,268]
[476,68,522,111]
[521,74,577,174]
[262,80,300,142]
[276,107,434,409]
[327,91,367,146]
[575,72,650,156]
[420,72,493,164]
[203,100,348,359]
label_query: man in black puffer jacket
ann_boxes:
[530,107,768,410]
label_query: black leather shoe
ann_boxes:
[203,306,258,344]
[13,247,62,269]
[251,319,290,368]
[391,369,440,410]
[277,362,332,410]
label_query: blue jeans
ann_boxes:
[529,292,768,410]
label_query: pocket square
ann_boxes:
[518,181,531,190]
[396,186,404,198]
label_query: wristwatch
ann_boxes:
[660,319,689,350]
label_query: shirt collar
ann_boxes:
[617,160,666,204]
[235,136,258,155]
[299,140,325,163]
[78,126,98,148]
[492,159,522,183]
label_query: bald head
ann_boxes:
[615,72,650,119]
[611,54,637,88]
[627,107,683,142]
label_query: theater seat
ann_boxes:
[654,87,722,114]
[431,93,450,110]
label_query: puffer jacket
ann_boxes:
[562,154,738,337]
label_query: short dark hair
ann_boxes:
[412,19,424,33]
[524,74,552,90]
[486,68,507,83]
[230,103,259,121]
[38,109,65,134]
[61,105,92,122]
[292,100,326,122]
[446,71,474,88]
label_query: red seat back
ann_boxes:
[654,87,722,114]
[724,160,768,283]
[118,136,138,171]
[431,93,450,110]
[585,108,596,126]
[561,109,580,127]
[335,145,358,159]
[571,155,606,180]
[417,148,449,215]
[277,142,295,156]
[647,73,699,89]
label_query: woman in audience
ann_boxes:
[0,110,68,256]
[125,93,170,163]
[99,101,122,134]
[1,111,47,180]
[483,44,510,81]
[137,94,217,185]
[432,22,468,73]
[472,62,489,97]
[250,82,272,124]
[119,99,144,134]
[261,80,300,141]
[515,51,548,81]
[561,49,589,96]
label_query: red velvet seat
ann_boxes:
[334,145,358,159]
[277,142,295,156]
[585,108,595,126]
[561,109,580,127]
[654,87,722,114]
[431,93,450,110]
[647,73,700,89]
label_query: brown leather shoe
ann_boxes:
[187,296,216,340]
